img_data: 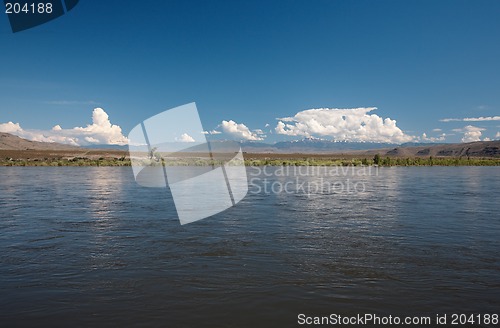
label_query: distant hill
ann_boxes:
[343,140,500,157]
[181,139,500,157]
[240,139,500,158]
[0,132,80,151]
[349,140,500,158]
[1,132,499,158]
[240,138,473,154]
[251,138,399,153]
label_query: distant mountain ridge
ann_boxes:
[1,132,499,158]
[0,132,79,151]
[240,138,447,153]
[374,141,500,158]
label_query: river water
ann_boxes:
[0,166,499,327]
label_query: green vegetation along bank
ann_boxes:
[1,155,499,167]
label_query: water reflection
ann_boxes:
[84,168,129,272]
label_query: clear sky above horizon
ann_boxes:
[1,0,500,145]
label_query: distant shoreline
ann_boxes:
[1,150,499,166]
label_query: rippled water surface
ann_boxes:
[0,167,499,327]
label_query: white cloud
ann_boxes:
[71,108,128,145]
[440,116,500,122]
[275,107,414,143]
[0,121,81,145]
[84,136,100,143]
[0,123,81,145]
[0,108,128,146]
[421,132,446,142]
[277,116,295,122]
[253,129,267,138]
[176,133,195,142]
[202,130,222,135]
[458,125,485,143]
[432,128,442,132]
[495,132,500,139]
[0,122,22,134]
[462,116,500,122]
[221,120,264,141]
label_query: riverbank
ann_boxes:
[1,149,499,167]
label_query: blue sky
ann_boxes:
[1,0,500,145]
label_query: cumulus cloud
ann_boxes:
[0,121,22,134]
[440,116,500,122]
[253,129,267,138]
[275,107,414,143]
[84,136,100,143]
[495,132,500,139]
[456,125,485,143]
[71,108,128,145]
[0,108,128,146]
[421,132,446,142]
[0,121,81,145]
[202,130,222,135]
[176,133,196,142]
[221,120,264,141]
